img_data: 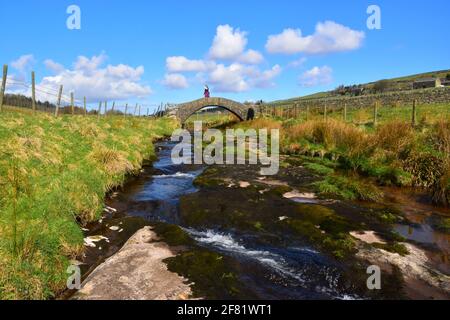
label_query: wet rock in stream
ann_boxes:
[177,162,450,299]
[73,226,192,300]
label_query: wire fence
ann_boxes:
[3,63,445,126]
[0,64,171,118]
[257,101,419,126]
[256,87,450,126]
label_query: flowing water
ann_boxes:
[72,140,449,300]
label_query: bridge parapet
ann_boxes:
[174,97,256,124]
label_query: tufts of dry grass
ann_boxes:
[269,115,449,206]
[89,144,134,176]
[374,121,416,154]
[429,120,450,155]
[284,119,369,156]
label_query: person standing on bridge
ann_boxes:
[204,85,210,98]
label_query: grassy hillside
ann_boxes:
[271,69,450,105]
[0,107,177,299]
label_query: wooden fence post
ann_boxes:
[323,105,327,121]
[71,92,74,115]
[343,103,347,122]
[104,101,108,116]
[412,99,417,127]
[111,102,115,114]
[124,103,128,117]
[55,85,63,117]
[373,101,378,126]
[83,97,87,116]
[306,105,310,121]
[0,64,8,112]
[97,102,102,119]
[138,105,141,117]
[31,71,36,112]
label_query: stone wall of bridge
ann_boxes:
[175,97,256,124]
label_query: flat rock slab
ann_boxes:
[73,226,192,300]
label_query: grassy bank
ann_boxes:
[0,108,177,299]
[238,105,450,206]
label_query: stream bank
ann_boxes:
[69,141,449,300]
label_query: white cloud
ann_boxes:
[38,54,152,102]
[288,57,307,68]
[162,73,189,89]
[106,64,144,80]
[11,54,35,72]
[44,59,65,74]
[266,21,364,55]
[208,25,264,65]
[166,56,213,72]
[164,24,278,93]
[206,63,281,93]
[209,25,248,60]
[73,53,107,73]
[208,63,249,93]
[299,66,333,87]
[238,49,264,65]
[252,64,282,88]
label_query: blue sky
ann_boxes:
[0,0,448,111]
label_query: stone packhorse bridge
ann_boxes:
[172,97,256,125]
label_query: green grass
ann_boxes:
[242,105,450,206]
[312,175,383,202]
[0,107,177,299]
[267,103,449,127]
[304,162,335,175]
[184,111,239,129]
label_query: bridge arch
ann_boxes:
[174,97,254,125]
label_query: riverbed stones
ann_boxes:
[356,242,450,298]
[350,231,386,244]
[83,235,109,248]
[239,181,250,188]
[73,226,192,300]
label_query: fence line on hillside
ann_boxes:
[258,96,428,127]
[1,64,442,127]
[0,64,170,119]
